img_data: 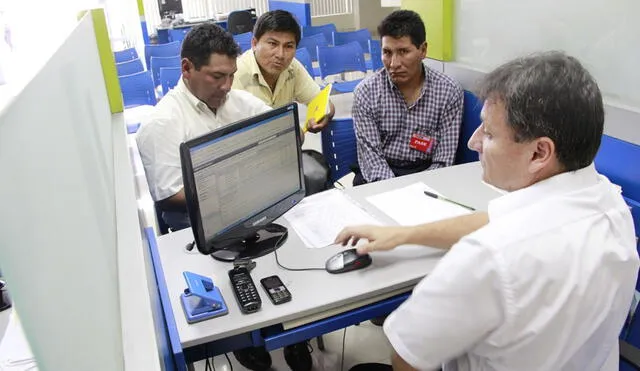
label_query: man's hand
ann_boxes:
[306,101,335,133]
[334,225,412,254]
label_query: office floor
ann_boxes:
[192,322,393,371]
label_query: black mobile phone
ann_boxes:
[260,275,292,305]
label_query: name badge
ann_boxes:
[409,133,435,153]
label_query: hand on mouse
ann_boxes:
[334,225,411,254]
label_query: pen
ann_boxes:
[423,190,476,211]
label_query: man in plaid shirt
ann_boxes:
[353,10,463,185]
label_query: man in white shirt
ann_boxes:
[335,51,639,371]
[137,24,271,230]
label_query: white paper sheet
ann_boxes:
[366,182,472,226]
[284,189,381,248]
[0,310,38,370]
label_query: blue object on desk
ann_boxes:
[180,271,228,323]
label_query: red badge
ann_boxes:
[409,133,435,153]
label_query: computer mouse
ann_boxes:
[325,248,372,274]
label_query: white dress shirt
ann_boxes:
[384,164,639,371]
[136,78,270,201]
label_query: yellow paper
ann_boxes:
[304,84,332,133]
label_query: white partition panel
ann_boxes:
[455,0,640,107]
[0,13,124,371]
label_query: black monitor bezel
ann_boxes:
[179,103,305,255]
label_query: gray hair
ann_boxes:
[477,51,604,171]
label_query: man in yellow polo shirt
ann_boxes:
[233,9,334,133]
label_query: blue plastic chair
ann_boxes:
[332,29,371,51]
[321,117,358,183]
[144,41,181,70]
[233,32,253,53]
[366,39,383,71]
[114,47,138,63]
[118,71,157,108]
[594,135,640,202]
[302,24,337,45]
[455,90,483,164]
[298,33,329,61]
[168,28,190,43]
[116,58,144,76]
[317,42,367,93]
[160,67,182,95]
[295,48,316,78]
[150,55,181,88]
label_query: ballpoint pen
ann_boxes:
[423,190,476,211]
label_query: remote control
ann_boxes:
[228,267,261,314]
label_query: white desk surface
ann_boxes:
[155,162,501,349]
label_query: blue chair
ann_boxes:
[302,24,337,45]
[150,55,181,88]
[144,41,181,70]
[118,71,157,108]
[332,29,372,51]
[321,117,358,183]
[455,90,483,164]
[594,135,640,202]
[160,67,182,95]
[116,58,144,76]
[366,39,383,71]
[298,33,329,61]
[168,28,190,43]
[317,42,367,93]
[233,32,253,53]
[295,48,319,78]
[114,47,138,63]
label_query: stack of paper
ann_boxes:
[284,189,381,248]
[366,182,472,226]
[0,311,37,370]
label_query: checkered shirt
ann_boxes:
[353,64,463,182]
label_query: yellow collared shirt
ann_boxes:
[233,50,320,107]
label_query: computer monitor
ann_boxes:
[158,0,183,19]
[180,103,306,262]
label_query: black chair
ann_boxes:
[227,10,254,35]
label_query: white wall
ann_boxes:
[0,13,124,371]
[353,0,397,36]
[455,0,640,108]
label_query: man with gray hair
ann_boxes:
[337,51,639,371]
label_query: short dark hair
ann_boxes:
[377,10,426,48]
[253,10,301,45]
[478,51,604,171]
[181,23,240,70]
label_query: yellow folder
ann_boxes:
[304,84,332,133]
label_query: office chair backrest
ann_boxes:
[227,10,254,35]
[160,67,182,95]
[455,90,482,164]
[302,24,337,45]
[116,58,144,77]
[595,135,640,202]
[150,55,181,88]
[118,71,157,108]
[233,32,253,53]
[144,41,181,70]
[321,117,358,183]
[368,39,383,71]
[114,47,138,63]
[317,41,367,79]
[297,33,329,61]
[332,29,372,51]
[295,48,315,77]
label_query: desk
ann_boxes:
[151,162,500,367]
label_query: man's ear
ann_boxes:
[420,42,427,59]
[181,58,191,77]
[528,137,556,174]
[251,37,258,50]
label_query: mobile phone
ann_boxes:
[260,275,292,305]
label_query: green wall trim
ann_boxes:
[402,0,454,61]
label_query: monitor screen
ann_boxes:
[180,103,305,260]
[158,0,183,18]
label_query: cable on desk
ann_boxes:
[273,233,325,272]
[224,353,234,371]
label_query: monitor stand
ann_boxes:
[210,223,288,262]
